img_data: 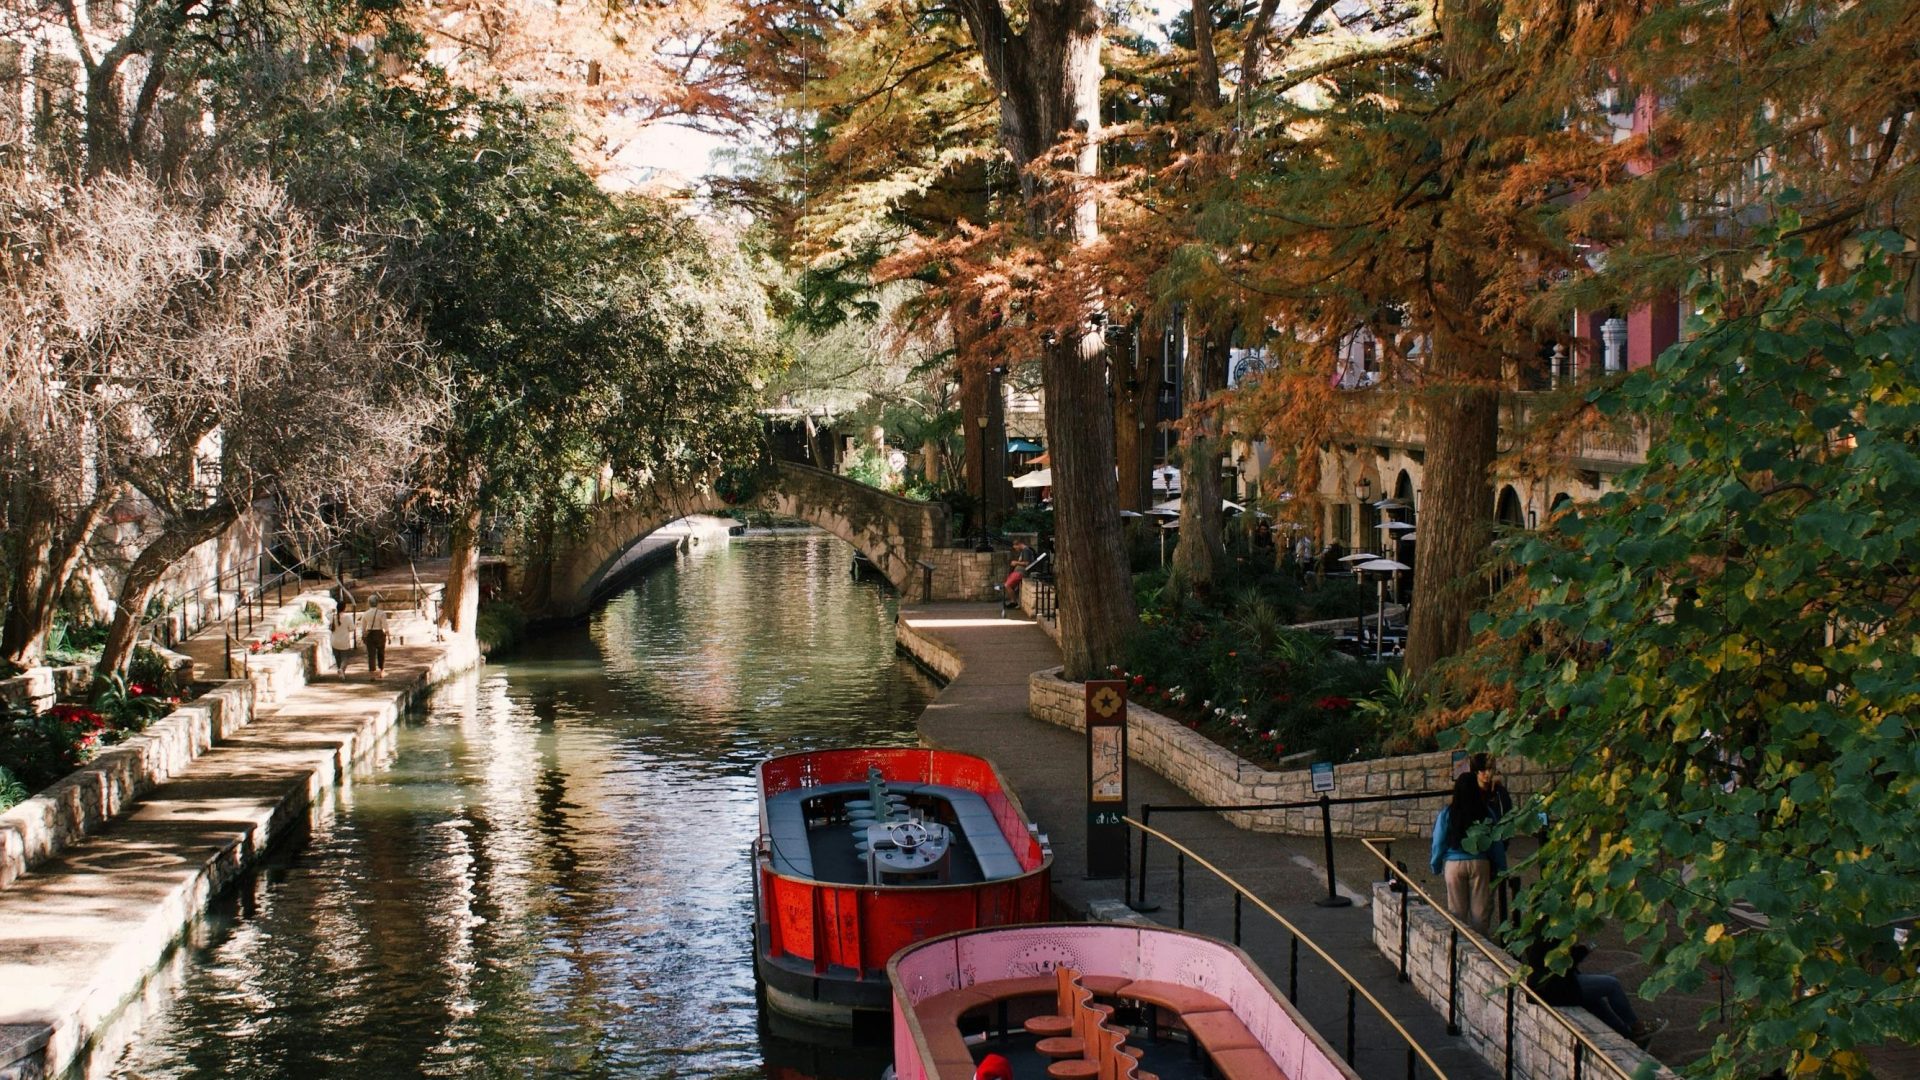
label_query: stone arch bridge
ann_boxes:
[539,461,1002,618]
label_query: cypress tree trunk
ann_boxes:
[3,484,124,665]
[1112,328,1154,512]
[1172,330,1227,592]
[2,493,57,665]
[442,505,482,639]
[954,0,1134,677]
[1404,335,1498,677]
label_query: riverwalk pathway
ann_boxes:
[0,570,476,1080]
[898,600,1503,1080]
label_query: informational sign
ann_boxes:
[1311,761,1336,793]
[1084,680,1129,879]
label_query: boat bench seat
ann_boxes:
[764,789,835,878]
[926,786,1025,879]
[913,976,1058,1074]
[1117,981,1286,1080]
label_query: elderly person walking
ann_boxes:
[362,595,391,679]
[1430,770,1507,933]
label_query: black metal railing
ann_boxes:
[1359,838,1639,1080]
[1124,816,1454,1080]
[135,541,356,678]
[1130,789,1452,911]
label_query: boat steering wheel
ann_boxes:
[887,821,931,851]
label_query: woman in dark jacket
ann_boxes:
[1429,773,1506,932]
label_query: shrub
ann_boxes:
[476,600,526,656]
[0,765,27,812]
[0,702,106,795]
[1121,568,1389,765]
[45,616,110,664]
[90,672,176,732]
[127,646,184,697]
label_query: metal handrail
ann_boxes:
[1357,837,1639,1080]
[134,542,345,651]
[1125,816,1453,1080]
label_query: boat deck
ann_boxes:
[765,781,1026,886]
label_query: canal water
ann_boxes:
[108,532,936,1079]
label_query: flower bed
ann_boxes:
[246,627,314,654]
[1120,568,1389,766]
[0,678,184,810]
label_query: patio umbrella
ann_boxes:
[1356,558,1410,573]
[1376,520,1414,533]
[1400,531,1416,541]
[1354,559,1412,659]
[1339,552,1379,562]
[1010,468,1052,488]
[1372,497,1408,511]
[1118,509,1143,518]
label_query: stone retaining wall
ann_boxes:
[0,681,253,891]
[921,548,1004,602]
[1029,668,1554,838]
[0,667,90,715]
[1370,883,1675,1080]
[894,617,962,683]
[0,593,340,892]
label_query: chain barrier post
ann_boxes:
[1133,805,1157,911]
[1398,872,1412,981]
[1314,794,1352,907]
[1288,934,1299,1002]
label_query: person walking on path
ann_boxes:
[330,598,359,678]
[362,595,390,679]
[1430,771,1506,933]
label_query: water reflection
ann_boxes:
[109,533,933,1079]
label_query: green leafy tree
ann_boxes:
[260,59,770,630]
[1471,232,1920,1080]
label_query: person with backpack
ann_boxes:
[1430,770,1507,933]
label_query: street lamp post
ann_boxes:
[976,412,992,550]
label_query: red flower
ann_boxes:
[1145,685,1158,696]
[1131,675,1145,686]
[128,684,146,696]
[1313,695,1353,711]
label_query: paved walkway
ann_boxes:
[900,601,1500,1080]
[0,574,474,1078]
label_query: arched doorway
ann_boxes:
[1496,486,1526,529]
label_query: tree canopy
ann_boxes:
[1471,232,1920,1080]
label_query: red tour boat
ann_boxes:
[753,748,1053,1026]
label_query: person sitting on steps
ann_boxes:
[1522,935,1667,1048]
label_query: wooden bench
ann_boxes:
[914,968,1153,1080]
[1117,980,1287,1080]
